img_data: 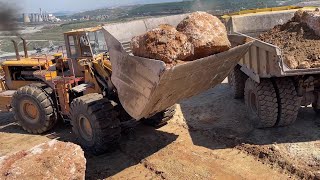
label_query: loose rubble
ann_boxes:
[131,11,231,64]
[259,10,320,69]
[0,140,86,180]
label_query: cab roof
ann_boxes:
[64,26,103,35]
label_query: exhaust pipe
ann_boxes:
[11,39,20,60]
[20,37,28,58]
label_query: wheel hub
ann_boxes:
[78,115,93,141]
[20,100,40,124]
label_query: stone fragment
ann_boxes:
[297,61,311,69]
[0,140,86,180]
[284,55,298,69]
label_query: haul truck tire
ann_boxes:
[70,93,121,155]
[12,84,57,134]
[143,105,176,128]
[244,79,278,128]
[312,103,320,114]
[228,65,248,99]
[274,78,301,127]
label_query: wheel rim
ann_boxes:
[78,115,93,141]
[20,99,40,124]
[249,90,258,115]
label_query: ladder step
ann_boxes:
[72,83,93,93]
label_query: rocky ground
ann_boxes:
[0,80,319,179]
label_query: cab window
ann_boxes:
[68,36,77,57]
[79,35,92,57]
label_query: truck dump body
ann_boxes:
[237,34,320,82]
[103,14,252,120]
[224,7,320,82]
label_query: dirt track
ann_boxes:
[0,80,319,179]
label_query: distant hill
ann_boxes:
[67,0,305,21]
[127,0,305,15]
[53,11,78,17]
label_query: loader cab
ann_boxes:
[64,27,109,77]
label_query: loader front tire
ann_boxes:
[70,93,121,155]
[228,65,248,99]
[12,84,57,134]
[244,79,278,128]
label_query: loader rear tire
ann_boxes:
[274,78,301,127]
[244,79,278,128]
[143,105,176,128]
[228,65,248,99]
[70,93,121,155]
[12,84,57,134]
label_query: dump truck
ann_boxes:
[224,6,319,128]
[0,14,251,154]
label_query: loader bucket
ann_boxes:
[103,14,252,120]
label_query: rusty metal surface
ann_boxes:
[103,15,252,120]
[0,90,15,112]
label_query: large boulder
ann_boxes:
[0,140,86,180]
[177,11,231,59]
[131,24,193,63]
[297,10,320,36]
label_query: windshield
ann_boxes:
[87,30,108,55]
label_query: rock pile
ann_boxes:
[131,11,231,64]
[259,10,320,69]
[0,140,86,180]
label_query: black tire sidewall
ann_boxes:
[70,94,121,154]
[245,80,260,124]
[12,86,55,133]
[71,106,96,147]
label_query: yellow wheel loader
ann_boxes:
[0,14,251,154]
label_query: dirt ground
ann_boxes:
[0,80,319,179]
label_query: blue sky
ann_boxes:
[1,0,182,13]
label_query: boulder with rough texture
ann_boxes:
[0,140,86,180]
[177,11,231,59]
[131,24,193,63]
[284,55,299,69]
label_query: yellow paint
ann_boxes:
[0,79,6,90]
[53,53,63,57]
[44,71,57,81]
[222,6,317,19]
[56,82,70,115]
[2,58,50,67]
[84,69,102,95]
[64,26,103,35]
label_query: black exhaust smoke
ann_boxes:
[0,2,19,34]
